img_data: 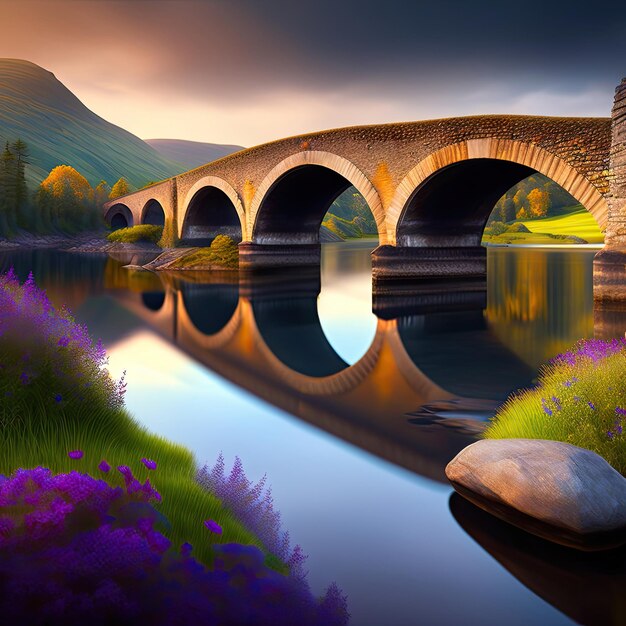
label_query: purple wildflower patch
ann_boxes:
[67,450,83,460]
[197,454,309,580]
[552,338,626,366]
[0,467,349,625]
[0,269,126,410]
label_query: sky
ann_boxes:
[1,0,626,147]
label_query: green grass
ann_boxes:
[517,205,604,243]
[482,205,604,245]
[0,387,262,567]
[168,235,238,269]
[484,342,626,474]
[107,224,163,244]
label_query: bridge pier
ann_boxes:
[371,244,487,304]
[238,242,321,269]
[594,78,626,303]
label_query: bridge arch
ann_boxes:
[141,199,165,226]
[386,139,609,246]
[105,203,134,230]
[179,176,245,244]
[249,151,387,244]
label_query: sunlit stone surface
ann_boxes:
[446,439,626,549]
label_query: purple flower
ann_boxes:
[57,336,69,347]
[141,458,157,471]
[19,372,29,385]
[616,407,626,417]
[588,402,596,410]
[203,519,222,535]
[608,431,614,439]
[54,394,62,403]
[98,460,111,473]
[551,396,561,411]
[541,398,552,417]
[68,450,83,460]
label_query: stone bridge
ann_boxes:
[104,79,626,298]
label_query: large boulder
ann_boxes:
[446,439,626,550]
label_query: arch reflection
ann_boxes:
[249,270,348,378]
[180,282,239,336]
[141,291,166,312]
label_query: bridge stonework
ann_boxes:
[594,79,626,302]
[104,80,626,298]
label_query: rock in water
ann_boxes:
[446,439,626,550]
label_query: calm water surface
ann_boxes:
[2,243,621,626]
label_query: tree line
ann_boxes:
[0,138,132,238]
[490,174,578,223]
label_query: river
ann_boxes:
[1,242,619,626]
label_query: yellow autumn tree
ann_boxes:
[40,165,92,201]
[527,187,551,218]
[94,180,111,206]
[36,165,98,232]
[109,177,131,200]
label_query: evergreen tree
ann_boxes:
[12,139,30,228]
[0,142,17,235]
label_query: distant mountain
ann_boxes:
[145,139,244,169]
[0,58,184,189]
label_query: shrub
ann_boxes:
[168,234,238,270]
[0,465,349,625]
[484,338,626,473]
[484,221,508,236]
[507,222,531,233]
[107,224,163,245]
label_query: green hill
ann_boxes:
[0,59,184,189]
[323,187,379,239]
[145,139,244,169]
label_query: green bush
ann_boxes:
[484,221,508,236]
[507,222,531,233]
[169,234,239,270]
[107,224,163,244]
[484,338,626,474]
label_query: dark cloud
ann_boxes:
[1,0,625,142]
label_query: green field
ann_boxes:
[482,205,604,245]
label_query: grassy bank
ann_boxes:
[484,338,626,474]
[482,205,604,245]
[0,269,261,567]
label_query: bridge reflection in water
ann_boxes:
[104,246,611,485]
